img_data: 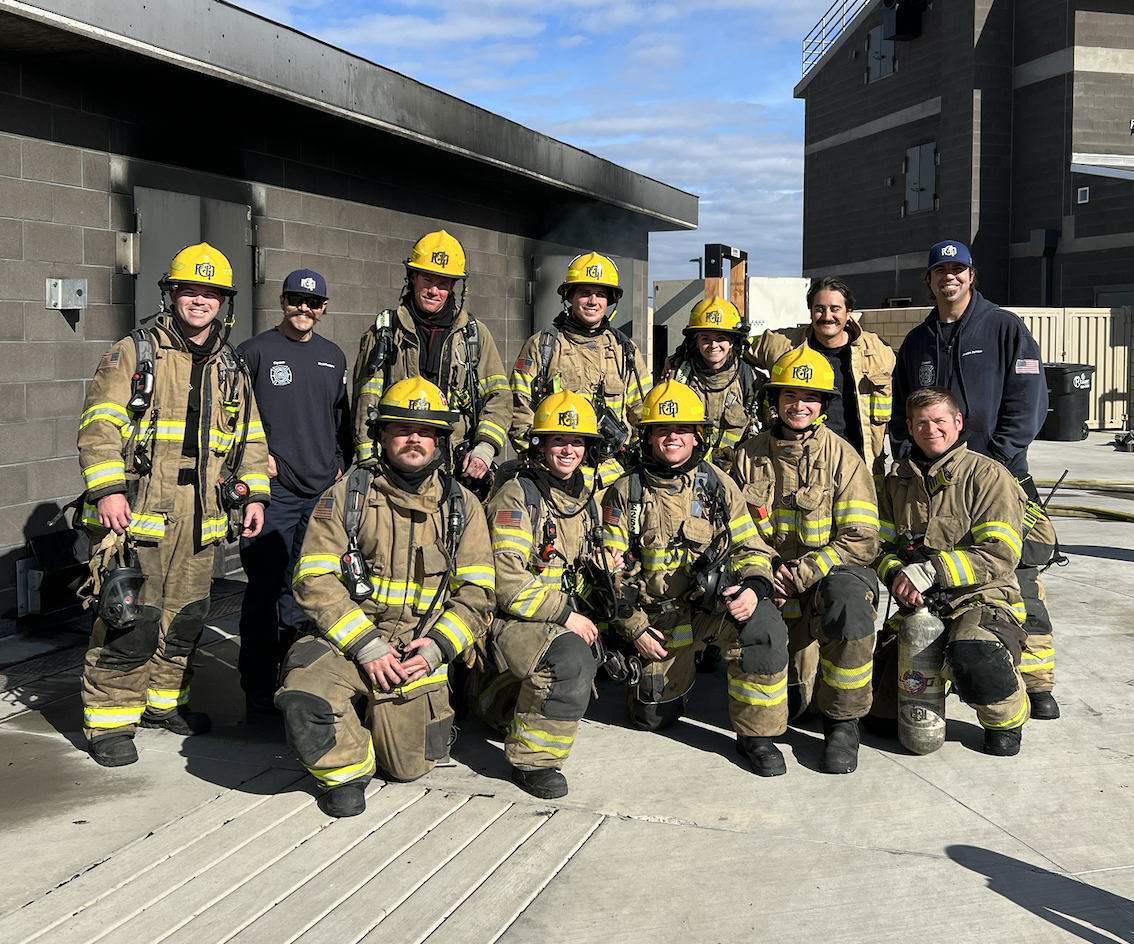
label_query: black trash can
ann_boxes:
[1039,363,1095,441]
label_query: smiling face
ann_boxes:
[170,285,226,342]
[540,434,587,480]
[926,262,974,309]
[380,422,439,472]
[280,293,326,339]
[777,389,825,433]
[695,331,733,369]
[567,285,611,327]
[908,401,964,458]
[649,423,697,467]
[410,270,456,314]
[809,288,851,347]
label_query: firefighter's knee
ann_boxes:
[541,632,596,721]
[629,697,684,732]
[276,690,338,765]
[818,567,878,642]
[163,598,209,658]
[946,639,1018,706]
[737,598,789,675]
[94,612,162,671]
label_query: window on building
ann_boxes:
[904,143,937,214]
[867,26,894,81]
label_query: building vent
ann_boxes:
[1078,187,1090,204]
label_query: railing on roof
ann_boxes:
[802,0,870,76]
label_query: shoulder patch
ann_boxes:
[1014,359,1040,375]
[513,356,534,373]
[494,509,523,527]
[602,506,623,526]
[313,495,335,519]
[97,351,121,371]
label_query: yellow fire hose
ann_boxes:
[1032,478,1134,523]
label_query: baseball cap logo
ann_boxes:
[585,263,603,280]
[431,250,449,268]
[559,409,579,428]
[793,364,814,382]
[300,277,316,292]
[195,262,215,279]
[940,245,958,257]
[658,398,680,417]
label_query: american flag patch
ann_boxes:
[97,351,120,371]
[313,495,335,519]
[494,509,523,527]
[1015,359,1040,375]
[513,357,534,373]
[603,506,622,526]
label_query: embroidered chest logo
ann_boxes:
[919,361,935,386]
[270,362,293,386]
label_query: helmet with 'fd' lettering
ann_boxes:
[763,347,839,398]
[161,242,237,295]
[406,230,467,279]
[557,251,624,301]
[684,296,745,338]
[376,376,458,431]
[638,380,708,428]
[532,390,601,440]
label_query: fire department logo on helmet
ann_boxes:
[431,250,450,268]
[940,244,958,258]
[792,364,814,382]
[586,263,603,280]
[658,398,680,417]
[300,277,316,292]
[705,308,722,324]
[408,395,430,411]
[559,409,579,428]
[195,262,216,279]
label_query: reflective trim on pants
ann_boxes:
[309,739,377,787]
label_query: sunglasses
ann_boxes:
[285,294,326,309]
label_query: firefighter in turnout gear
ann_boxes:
[601,381,794,777]
[278,377,495,817]
[731,347,881,774]
[746,277,895,481]
[872,385,1030,756]
[351,230,511,493]
[77,242,270,767]
[509,252,652,487]
[664,296,762,475]
[474,390,621,799]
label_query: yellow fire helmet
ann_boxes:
[638,380,708,428]
[162,242,237,295]
[376,376,458,430]
[684,296,745,338]
[532,390,601,441]
[764,346,839,397]
[557,251,624,301]
[406,230,468,279]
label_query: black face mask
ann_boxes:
[380,444,445,494]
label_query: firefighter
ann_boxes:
[601,381,793,776]
[475,391,621,799]
[873,385,1030,756]
[730,347,881,774]
[746,277,895,481]
[77,243,270,767]
[278,377,495,817]
[664,296,762,474]
[510,252,652,487]
[351,230,511,494]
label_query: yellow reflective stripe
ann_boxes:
[295,554,342,583]
[982,697,1028,730]
[1019,648,1055,672]
[327,608,373,651]
[819,657,872,690]
[84,704,145,728]
[242,473,271,496]
[938,550,977,587]
[83,459,127,490]
[972,520,1023,558]
[125,513,166,539]
[243,420,266,441]
[201,516,229,544]
[146,687,190,709]
[808,545,842,577]
[869,395,892,421]
[453,564,494,590]
[478,669,517,717]
[356,440,375,462]
[80,402,133,430]
[877,554,903,582]
[833,500,879,530]
[597,457,625,488]
[369,575,440,609]
[310,739,376,787]
[879,519,897,542]
[782,598,802,620]
[432,612,475,655]
[395,664,449,696]
[510,716,575,758]
[476,418,507,450]
[603,526,630,553]
[360,378,384,397]
[769,508,832,544]
[664,623,693,650]
[511,581,550,618]
[511,370,534,396]
[493,528,533,555]
[481,373,510,396]
[727,675,788,706]
[754,514,774,541]
[1009,600,1027,623]
[729,513,759,544]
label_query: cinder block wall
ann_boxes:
[857,307,933,349]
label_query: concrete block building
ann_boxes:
[796,0,1134,308]
[0,0,697,615]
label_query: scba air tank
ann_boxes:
[897,606,947,754]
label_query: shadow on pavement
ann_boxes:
[947,845,1134,942]
[1060,544,1134,563]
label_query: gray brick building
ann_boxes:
[0,0,696,615]
[796,0,1134,308]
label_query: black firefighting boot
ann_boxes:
[512,766,568,799]
[140,707,212,736]
[318,782,367,818]
[819,716,860,774]
[737,735,787,777]
[88,733,138,767]
[1028,691,1060,720]
[983,727,1023,756]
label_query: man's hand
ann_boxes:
[397,638,438,685]
[242,502,265,538]
[633,627,668,661]
[773,563,798,599]
[565,611,598,645]
[722,585,758,622]
[97,494,132,534]
[461,441,495,480]
[267,454,278,478]
[891,572,924,609]
[362,652,411,691]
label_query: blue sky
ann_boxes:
[228,0,837,281]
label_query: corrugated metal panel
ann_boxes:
[1014,309,1063,363]
[1063,308,1131,429]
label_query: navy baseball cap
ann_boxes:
[926,240,973,272]
[282,269,328,299]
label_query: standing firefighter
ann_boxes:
[665,296,762,474]
[601,381,794,777]
[77,243,269,767]
[474,391,620,798]
[278,377,495,817]
[874,386,1030,755]
[731,347,881,774]
[351,230,511,494]
[510,252,652,486]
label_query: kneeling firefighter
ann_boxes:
[730,347,881,774]
[278,377,495,817]
[77,243,270,767]
[473,390,624,799]
[600,381,794,776]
